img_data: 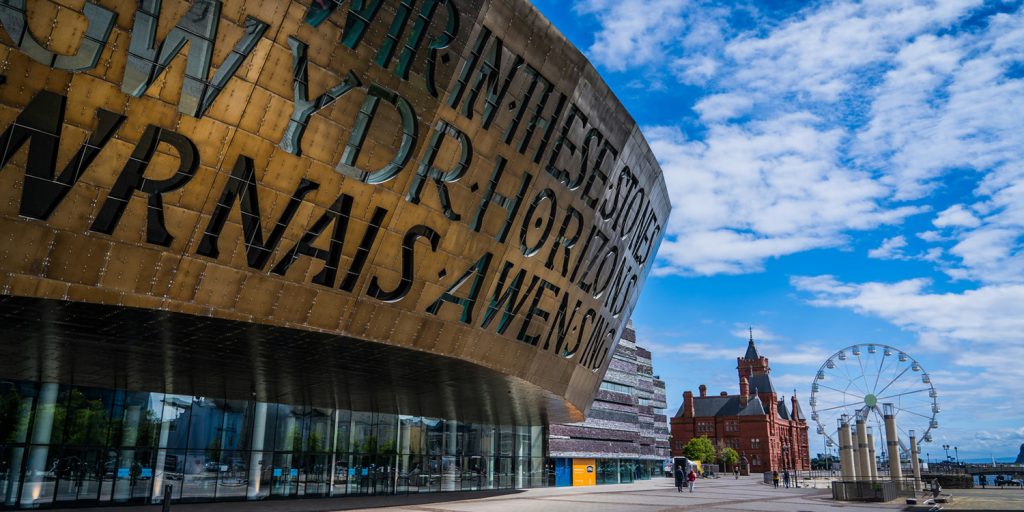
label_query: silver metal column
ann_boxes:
[114,404,142,500]
[442,420,458,491]
[328,410,339,496]
[21,382,58,506]
[247,402,268,499]
[152,401,173,503]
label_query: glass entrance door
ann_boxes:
[53,448,106,504]
[270,453,298,498]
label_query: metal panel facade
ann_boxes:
[0,0,669,426]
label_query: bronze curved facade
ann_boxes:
[0,0,667,447]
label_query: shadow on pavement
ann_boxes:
[70,489,525,512]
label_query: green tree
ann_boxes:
[0,387,28,443]
[719,447,739,467]
[683,436,716,463]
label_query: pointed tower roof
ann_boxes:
[738,394,766,416]
[744,327,761,360]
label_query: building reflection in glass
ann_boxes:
[0,380,546,507]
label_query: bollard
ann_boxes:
[162,484,172,512]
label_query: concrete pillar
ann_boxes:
[247,402,268,499]
[839,417,856,480]
[883,405,902,483]
[909,431,922,491]
[21,382,59,506]
[855,417,871,481]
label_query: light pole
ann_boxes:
[955,446,959,465]
[943,444,950,462]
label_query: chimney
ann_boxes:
[699,384,707,398]
[720,391,728,397]
[739,377,749,407]
[791,392,801,421]
[683,391,694,417]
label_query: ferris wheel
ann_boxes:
[809,344,938,454]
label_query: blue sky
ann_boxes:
[532,0,1024,460]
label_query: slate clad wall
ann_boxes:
[549,323,671,461]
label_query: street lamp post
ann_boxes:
[943,444,950,462]
[955,446,959,465]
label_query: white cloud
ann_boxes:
[868,236,909,260]
[693,93,755,122]
[647,117,923,276]
[573,0,690,72]
[730,324,779,341]
[770,373,817,394]
[570,0,1024,456]
[643,340,741,361]
[727,0,982,101]
[791,274,1024,449]
[856,13,1024,201]
[933,205,981,229]
[577,0,1024,279]
[672,55,719,86]
[791,275,1024,344]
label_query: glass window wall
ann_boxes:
[0,380,548,508]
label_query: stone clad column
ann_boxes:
[866,427,877,481]
[855,416,871,481]
[883,404,902,483]
[909,430,921,491]
[839,416,856,480]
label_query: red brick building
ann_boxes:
[670,334,810,472]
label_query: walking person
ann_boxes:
[783,469,790,488]
[687,468,697,493]
[772,470,780,488]
[674,465,684,492]
[980,474,987,489]
[734,466,739,479]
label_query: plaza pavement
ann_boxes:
[934,487,1024,510]
[83,476,908,512]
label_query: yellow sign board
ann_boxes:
[572,458,596,486]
